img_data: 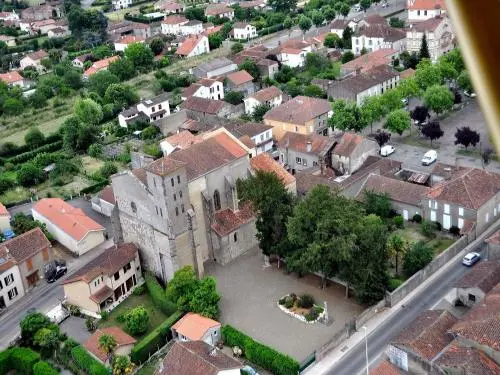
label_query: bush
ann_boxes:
[304,306,321,321]
[86,317,97,332]
[68,305,81,316]
[403,241,434,277]
[387,278,404,292]
[222,325,299,375]
[0,350,9,374]
[71,346,108,375]
[144,272,177,316]
[9,347,40,375]
[297,294,314,309]
[99,161,118,179]
[7,142,64,165]
[133,284,145,295]
[283,296,294,309]
[412,213,422,223]
[420,220,437,238]
[392,215,404,229]
[278,296,287,305]
[130,310,183,364]
[449,226,460,236]
[125,306,149,335]
[100,311,109,320]
[33,361,59,375]
[116,312,127,323]
[434,221,442,231]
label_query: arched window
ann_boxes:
[131,202,137,213]
[213,190,221,211]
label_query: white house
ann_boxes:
[112,0,132,10]
[182,78,224,100]
[118,92,171,128]
[406,16,454,62]
[20,50,49,72]
[160,130,203,156]
[180,20,203,36]
[0,244,24,309]
[407,0,446,22]
[232,22,257,40]
[114,35,145,52]
[279,40,313,68]
[175,34,209,58]
[0,11,19,22]
[352,25,406,55]
[155,0,185,14]
[244,85,283,115]
[32,198,106,256]
[225,122,275,155]
[171,312,222,346]
[205,5,234,20]
[161,15,189,35]
[47,26,71,39]
[330,18,358,38]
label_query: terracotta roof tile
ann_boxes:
[90,285,113,303]
[24,50,48,61]
[250,153,295,187]
[0,71,23,85]
[436,342,500,375]
[162,15,188,24]
[361,14,387,26]
[454,260,500,293]
[116,35,144,44]
[408,15,447,32]
[407,0,446,10]
[172,312,220,340]
[278,132,334,156]
[370,360,402,375]
[248,86,282,102]
[181,96,225,114]
[223,122,273,139]
[0,227,50,263]
[212,202,255,236]
[84,327,136,362]
[33,198,104,241]
[145,157,187,176]
[332,65,399,94]
[176,35,206,56]
[98,185,116,205]
[84,56,119,76]
[158,341,242,375]
[264,96,331,125]
[486,230,500,245]
[64,243,138,284]
[400,68,416,79]
[0,246,16,273]
[164,130,202,150]
[238,135,254,148]
[330,19,350,30]
[333,132,364,157]
[392,309,457,360]
[205,5,233,16]
[227,70,253,85]
[343,48,397,73]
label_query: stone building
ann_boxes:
[111,128,258,281]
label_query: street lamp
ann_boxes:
[362,326,369,375]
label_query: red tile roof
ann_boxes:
[158,341,242,375]
[176,35,206,56]
[436,342,500,375]
[98,185,115,205]
[454,260,500,293]
[227,70,253,86]
[426,168,500,210]
[370,360,402,375]
[172,312,220,341]
[278,132,333,155]
[181,96,225,114]
[400,68,416,79]
[357,24,406,42]
[392,309,457,360]
[264,96,331,125]
[164,130,202,150]
[0,247,16,274]
[24,50,48,61]
[407,0,446,10]
[84,327,136,362]
[0,71,23,85]
[250,153,295,187]
[248,86,282,102]
[0,227,50,264]
[205,5,233,16]
[162,15,188,25]
[33,198,104,241]
[116,35,144,44]
[343,48,397,73]
[64,243,138,284]
[202,24,223,36]
[333,132,365,157]
[84,56,119,76]
[212,202,255,236]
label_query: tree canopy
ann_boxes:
[384,109,411,135]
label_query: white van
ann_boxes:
[421,150,437,166]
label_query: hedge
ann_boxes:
[33,361,59,375]
[80,179,108,195]
[222,325,299,375]
[0,347,41,375]
[130,310,183,364]
[71,346,108,375]
[144,271,177,316]
[0,134,61,157]
[7,141,64,165]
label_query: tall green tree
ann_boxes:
[387,234,407,276]
[287,185,363,288]
[423,85,454,115]
[20,312,52,347]
[268,0,297,13]
[311,10,324,27]
[403,241,433,277]
[419,34,430,60]
[108,58,136,81]
[25,127,45,148]
[414,59,443,89]
[299,15,312,35]
[98,334,117,361]
[252,103,271,122]
[363,191,392,218]
[74,98,103,126]
[166,266,200,310]
[384,109,411,135]
[238,58,260,82]
[329,99,367,132]
[88,70,120,97]
[188,277,220,319]
[361,96,383,134]
[124,43,154,71]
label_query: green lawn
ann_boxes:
[2,113,71,146]
[99,292,168,339]
[394,222,457,255]
[0,187,31,204]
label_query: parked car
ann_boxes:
[380,145,395,157]
[381,1,389,7]
[45,259,68,283]
[462,252,481,266]
[464,90,476,98]
[421,150,437,166]
[242,366,260,375]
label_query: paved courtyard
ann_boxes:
[60,316,92,344]
[205,247,364,362]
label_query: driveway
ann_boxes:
[60,316,92,344]
[205,247,364,362]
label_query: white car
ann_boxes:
[421,150,437,166]
[381,1,389,7]
[380,145,395,157]
[353,3,361,11]
[464,90,477,98]
[462,252,481,266]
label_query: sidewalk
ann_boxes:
[304,223,498,374]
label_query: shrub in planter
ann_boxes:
[305,308,320,322]
[449,226,460,236]
[412,213,422,223]
[297,294,314,309]
[392,215,404,229]
[289,293,297,302]
[86,317,96,332]
[283,296,294,309]
[278,296,287,305]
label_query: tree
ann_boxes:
[324,33,341,48]
[25,127,45,148]
[374,131,391,149]
[125,307,149,335]
[18,163,45,187]
[88,143,103,158]
[380,88,403,114]
[238,170,296,264]
[329,99,367,132]
[224,91,244,105]
[423,85,454,115]
[208,32,223,49]
[323,6,336,21]
[389,17,405,28]
[88,70,120,97]
[189,277,221,319]
[411,105,429,126]
[98,334,117,361]
[399,51,419,69]
[141,125,159,140]
[125,43,154,71]
[384,109,411,135]
[252,103,271,122]
[166,266,200,310]
[454,126,480,150]
[93,44,113,60]
[311,10,324,27]
[419,34,430,60]
[457,70,473,93]
[421,120,443,145]
[298,15,312,35]
[30,91,48,109]
[403,241,433,277]
[34,327,60,357]
[185,6,206,21]
[340,2,350,17]
[149,38,164,55]
[104,83,139,109]
[439,48,465,75]
[231,42,244,54]
[438,61,458,82]
[268,0,297,13]
[341,51,354,63]
[20,312,52,346]
[112,355,135,375]
[238,58,260,82]
[74,98,103,126]
[3,97,23,116]
[109,58,136,81]
[387,234,407,276]
[283,15,293,29]
[305,53,330,76]
[360,0,371,10]
[341,26,353,49]
[361,96,383,134]
[303,84,326,98]
[415,59,443,89]
[11,213,51,239]
[363,190,392,218]
[287,185,363,288]
[99,161,118,178]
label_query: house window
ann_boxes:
[468,293,476,302]
[156,206,159,215]
[424,10,427,15]
[181,204,185,213]
[430,210,436,221]
[266,131,270,139]
[233,232,238,242]
[444,204,450,214]
[177,175,181,183]
[296,157,302,165]
[179,191,183,199]
[114,271,120,280]
[313,161,318,167]
[26,258,33,272]
[303,159,308,167]
[131,202,137,213]
[417,10,420,15]
[174,193,177,201]
[175,207,179,216]
[159,104,162,110]
[213,190,221,211]
[123,263,131,273]
[4,274,14,286]
[8,287,18,300]
[458,207,464,216]
[458,218,464,229]
[171,178,175,187]
[0,279,3,290]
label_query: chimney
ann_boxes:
[306,141,312,153]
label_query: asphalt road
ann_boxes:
[324,244,486,375]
